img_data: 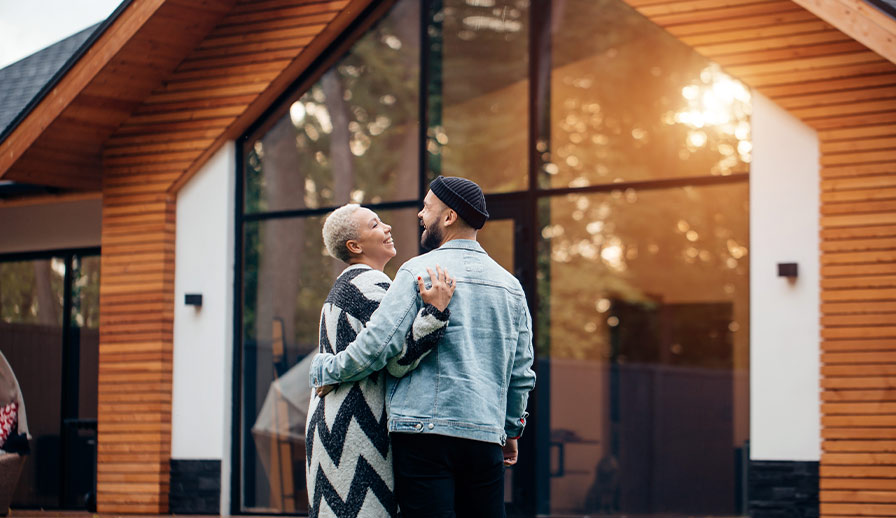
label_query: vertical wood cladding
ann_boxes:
[623,1,896,516]
[97,0,361,513]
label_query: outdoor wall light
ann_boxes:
[185,293,203,307]
[777,263,798,278]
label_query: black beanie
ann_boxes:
[429,176,489,229]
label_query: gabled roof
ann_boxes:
[0,24,101,141]
[0,0,377,192]
[0,0,893,193]
[0,0,240,190]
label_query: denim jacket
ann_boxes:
[310,239,536,445]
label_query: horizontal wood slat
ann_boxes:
[823,478,896,490]
[820,502,896,516]
[824,390,896,402]
[823,401,896,414]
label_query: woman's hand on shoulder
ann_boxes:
[418,265,455,312]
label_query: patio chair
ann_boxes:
[0,350,30,516]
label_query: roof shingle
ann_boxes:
[0,24,100,137]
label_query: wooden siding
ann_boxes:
[623,0,896,516]
[96,0,371,513]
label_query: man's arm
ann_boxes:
[505,301,536,440]
[310,267,419,387]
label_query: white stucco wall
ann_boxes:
[749,92,820,461]
[0,197,101,254]
[172,142,235,468]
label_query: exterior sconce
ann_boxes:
[185,293,203,307]
[777,263,798,278]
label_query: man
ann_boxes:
[310,176,536,517]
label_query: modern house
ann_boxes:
[0,0,894,516]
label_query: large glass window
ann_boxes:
[0,250,100,510]
[236,0,750,516]
[244,0,421,214]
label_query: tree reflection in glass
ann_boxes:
[546,0,751,189]
[539,184,750,515]
[244,0,420,214]
[427,0,530,192]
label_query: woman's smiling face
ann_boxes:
[349,207,396,269]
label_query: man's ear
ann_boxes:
[345,239,362,255]
[444,209,458,227]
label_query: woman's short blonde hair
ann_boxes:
[322,203,361,263]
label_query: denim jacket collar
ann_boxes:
[435,239,486,254]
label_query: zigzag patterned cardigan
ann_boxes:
[305,264,449,518]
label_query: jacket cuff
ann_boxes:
[505,412,528,439]
[309,354,324,387]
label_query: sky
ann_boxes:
[0,0,123,68]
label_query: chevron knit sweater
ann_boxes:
[305,264,449,517]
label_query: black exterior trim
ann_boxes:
[0,182,63,199]
[749,460,819,518]
[230,137,245,516]
[242,199,420,223]
[170,459,221,515]
[0,247,100,263]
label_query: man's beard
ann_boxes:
[420,220,444,251]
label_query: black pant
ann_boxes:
[391,433,505,518]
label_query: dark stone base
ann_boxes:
[749,460,819,518]
[170,459,220,514]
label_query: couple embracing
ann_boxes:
[305,176,536,517]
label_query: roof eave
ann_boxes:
[793,0,896,65]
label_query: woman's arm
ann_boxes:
[386,266,455,377]
[386,304,448,376]
[310,266,455,397]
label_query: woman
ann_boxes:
[305,203,454,517]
